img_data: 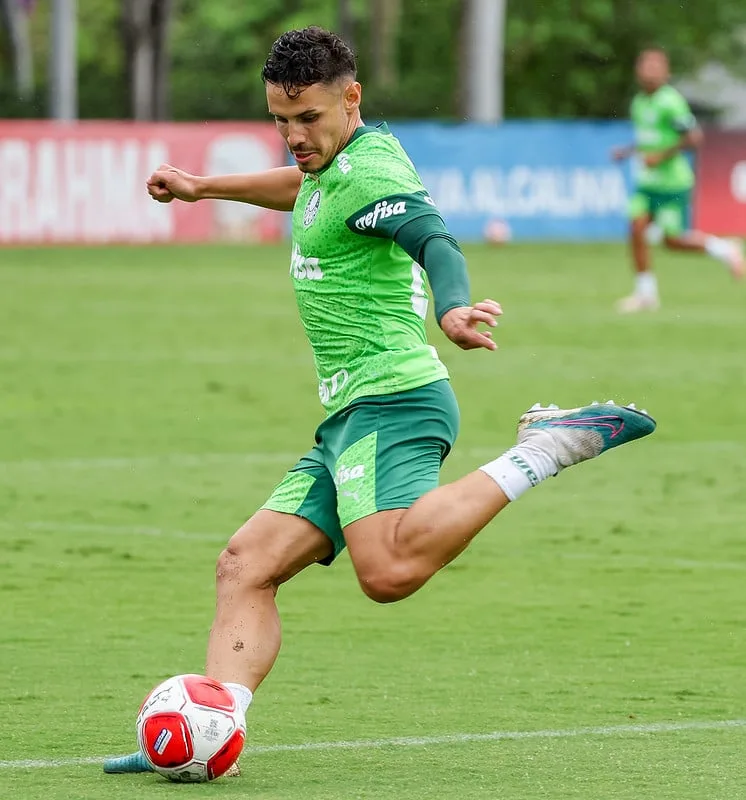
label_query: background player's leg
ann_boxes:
[206,509,332,692]
[618,214,659,312]
[657,194,743,278]
[617,188,657,311]
[631,215,652,272]
[663,231,744,279]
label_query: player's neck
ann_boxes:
[341,115,365,148]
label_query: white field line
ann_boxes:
[1,718,744,769]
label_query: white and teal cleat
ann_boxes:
[103,750,242,778]
[103,751,153,774]
[516,401,656,471]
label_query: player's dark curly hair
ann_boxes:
[262,27,357,98]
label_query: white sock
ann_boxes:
[635,272,658,299]
[224,682,253,717]
[704,235,734,264]
[480,443,558,501]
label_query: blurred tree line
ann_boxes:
[1,0,745,121]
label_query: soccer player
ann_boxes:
[612,47,744,313]
[105,27,655,777]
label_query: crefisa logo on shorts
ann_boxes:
[335,464,365,487]
[304,190,321,227]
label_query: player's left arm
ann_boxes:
[395,212,501,351]
[346,191,501,351]
[645,92,702,167]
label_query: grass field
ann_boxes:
[1,242,745,799]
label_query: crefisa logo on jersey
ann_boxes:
[354,199,407,231]
[304,190,321,227]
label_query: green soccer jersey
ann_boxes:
[630,85,697,193]
[290,123,450,415]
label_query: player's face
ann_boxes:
[636,51,669,93]
[267,80,362,173]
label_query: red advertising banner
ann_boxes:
[694,129,746,236]
[0,121,287,244]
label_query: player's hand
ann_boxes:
[440,300,502,352]
[146,164,202,203]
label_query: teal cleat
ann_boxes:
[103,751,153,774]
[516,400,656,471]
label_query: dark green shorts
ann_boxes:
[261,379,459,563]
[628,188,691,235]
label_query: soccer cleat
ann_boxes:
[103,750,153,774]
[102,750,242,779]
[616,294,660,313]
[516,401,656,472]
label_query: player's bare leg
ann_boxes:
[345,401,655,603]
[205,510,332,776]
[631,215,651,272]
[206,510,331,691]
[617,215,660,312]
[104,511,331,777]
[664,232,745,279]
[345,476,509,602]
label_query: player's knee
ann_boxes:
[215,519,279,592]
[357,561,426,604]
[215,545,274,593]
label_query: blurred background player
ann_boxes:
[612,47,744,313]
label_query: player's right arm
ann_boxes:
[146,164,303,211]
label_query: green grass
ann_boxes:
[1,243,745,799]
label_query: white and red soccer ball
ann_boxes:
[136,674,245,782]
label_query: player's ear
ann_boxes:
[343,81,362,113]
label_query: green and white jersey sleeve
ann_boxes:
[630,85,696,192]
[290,123,449,415]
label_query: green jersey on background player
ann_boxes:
[612,48,743,313]
[630,84,696,217]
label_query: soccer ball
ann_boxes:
[136,674,245,782]
[483,218,512,245]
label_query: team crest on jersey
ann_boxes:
[303,190,322,227]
